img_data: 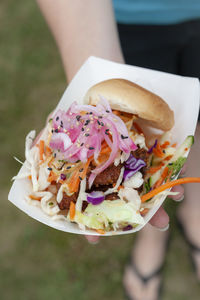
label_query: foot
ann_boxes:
[123,264,162,300]
[123,224,169,300]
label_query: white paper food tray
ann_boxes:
[8,56,200,236]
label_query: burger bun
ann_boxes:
[84,79,174,131]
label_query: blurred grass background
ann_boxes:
[1,1,200,299]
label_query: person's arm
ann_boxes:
[36,0,124,82]
[36,0,183,240]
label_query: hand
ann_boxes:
[148,165,186,230]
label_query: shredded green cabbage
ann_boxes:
[168,157,186,177]
[74,199,144,230]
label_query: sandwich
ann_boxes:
[14,79,199,233]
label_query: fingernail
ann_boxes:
[88,240,99,245]
[157,223,170,232]
[174,195,184,202]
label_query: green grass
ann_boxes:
[1,1,200,299]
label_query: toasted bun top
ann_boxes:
[84,79,174,131]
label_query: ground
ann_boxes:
[0,1,200,299]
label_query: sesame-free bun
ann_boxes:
[84,79,174,131]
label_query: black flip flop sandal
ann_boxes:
[176,217,200,278]
[124,236,170,300]
[124,262,163,300]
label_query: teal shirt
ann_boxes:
[113,0,200,25]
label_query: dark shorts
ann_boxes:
[117,19,200,120]
[117,19,200,77]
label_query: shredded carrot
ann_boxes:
[184,148,188,151]
[68,171,80,193]
[133,122,144,135]
[147,163,164,174]
[166,170,173,183]
[81,156,93,180]
[152,142,165,158]
[45,146,52,157]
[47,171,58,183]
[48,157,54,167]
[28,175,32,180]
[117,185,124,191]
[164,155,173,161]
[160,141,170,149]
[161,166,169,179]
[153,167,169,188]
[29,195,41,201]
[39,140,45,161]
[67,157,93,193]
[58,179,65,184]
[101,140,109,149]
[171,143,177,147]
[96,229,105,235]
[100,146,111,155]
[69,201,76,220]
[113,110,134,123]
[154,177,164,188]
[141,177,200,202]
[80,111,87,116]
[156,142,164,153]
[97,141,111,156]
[153,147,164,158]
[112,110,121,116]
[140,208,149,216]
[48,175,58,182]
[94,154,109,166]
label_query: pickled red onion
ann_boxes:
[50,98,137,186]
[50,132,72,152]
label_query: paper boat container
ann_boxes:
[8,57,200,236]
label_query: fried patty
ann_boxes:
[132,148,149,165]
[132,148,149,178]
[105,192,119,200]
[56,182,78,210]
[56,149,148,210]
[92,163,123,187]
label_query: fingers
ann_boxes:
[149,206,169,230]
[171,184,184,201]
[168,164,186,201]
[148,163,187,230]
[180,163,186,175]
[85,235,100,244]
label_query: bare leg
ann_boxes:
[123,224,169,300]
[177,123,200,280]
